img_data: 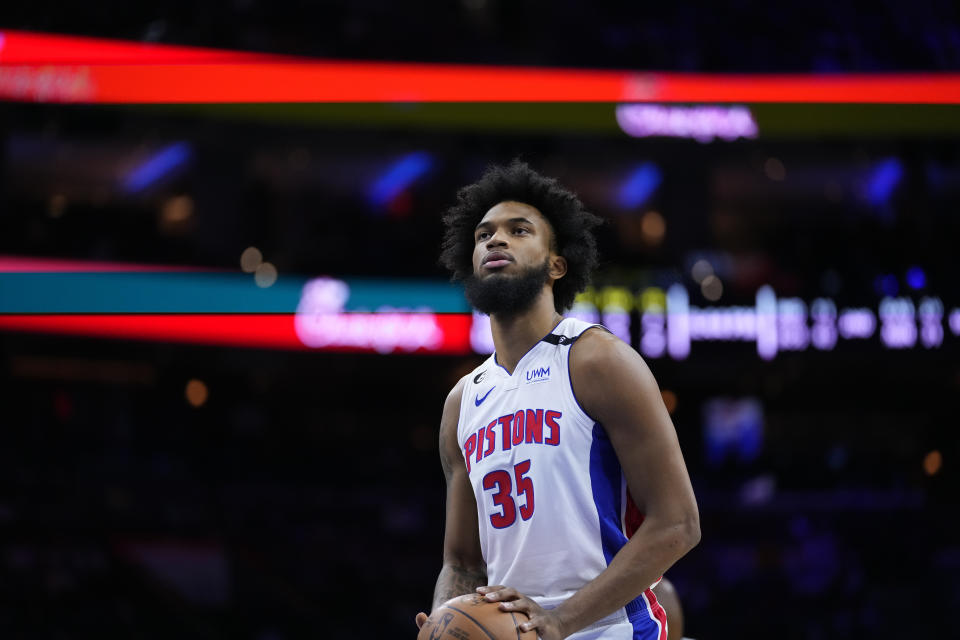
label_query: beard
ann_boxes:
[463,258,551,316]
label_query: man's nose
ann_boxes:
[485,229,508,248]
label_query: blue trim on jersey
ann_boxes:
[491,356,512,376]
[566,325,604,423]
[628,605,664,640]
[588,422,625,566]
[589,422,650,621]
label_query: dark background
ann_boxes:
[1,3,959,639]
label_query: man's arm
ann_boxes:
[416,377,486,627]
[485,329,700,638]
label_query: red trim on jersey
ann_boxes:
[624,488,645,538]
[625,487,667,634]
[644,587,669,640]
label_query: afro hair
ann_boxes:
[440,160,603,313]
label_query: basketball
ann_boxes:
[417,593,537,640]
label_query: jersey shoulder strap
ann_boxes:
[540,320,610,346]
[540,332,579,346]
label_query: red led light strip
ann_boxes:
[0,313,474,354]
[1,30,959,104]
[0,255,220,273]
[0,30,285,64]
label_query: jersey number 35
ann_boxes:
[482,460,535,528]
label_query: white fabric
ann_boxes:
[457,318,632,622]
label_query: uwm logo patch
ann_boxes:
[525,366,550,383]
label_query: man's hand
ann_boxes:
[478,585,567,640]
[414,612,428,629]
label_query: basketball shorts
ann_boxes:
[566,608,666,640]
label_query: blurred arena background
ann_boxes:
[1,3,959,638]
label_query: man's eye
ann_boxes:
[477,232,490,241]
[514,228,529,235]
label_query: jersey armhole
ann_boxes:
[454,374,473,449]
[565,324,608,424]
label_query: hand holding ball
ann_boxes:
[417,593,537,640]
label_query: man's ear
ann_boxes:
[550,255,568,280]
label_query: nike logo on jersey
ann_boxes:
[475,387,495,406]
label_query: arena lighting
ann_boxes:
[949,309,960,336]
[607,286,956,360]
[2,294,957,357]
[0,261,468,312]
[615,104,759,142]
[0,313,473,353]
[917,297,944,348]
[875,274,900,297]
[906,266,926,290]
[703,397,764,466]
[0,266,472,353]
[367,152,434,209]
[0,30,280,64]
[617,163,662,209]
[0,255,203,272]
[294,276,456,353]
[837,308,876,339]
[2,256,957,356]
[0,271,306,313]
[1,31,960,103]
[123,142,192,193]
[0,314,308,349]
[862,157,904,206]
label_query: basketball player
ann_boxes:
[416,161,700,640]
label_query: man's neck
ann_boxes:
[489,291,563,375]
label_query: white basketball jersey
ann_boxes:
[457,318,666,636]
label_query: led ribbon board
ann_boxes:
[1,30,959,104]
[0,257,471,354]
[2,259,957,357]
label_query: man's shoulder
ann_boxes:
[443,356,498,421]
[568,325,657,423]
[570,324,638,369]
[445,375,469,409]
